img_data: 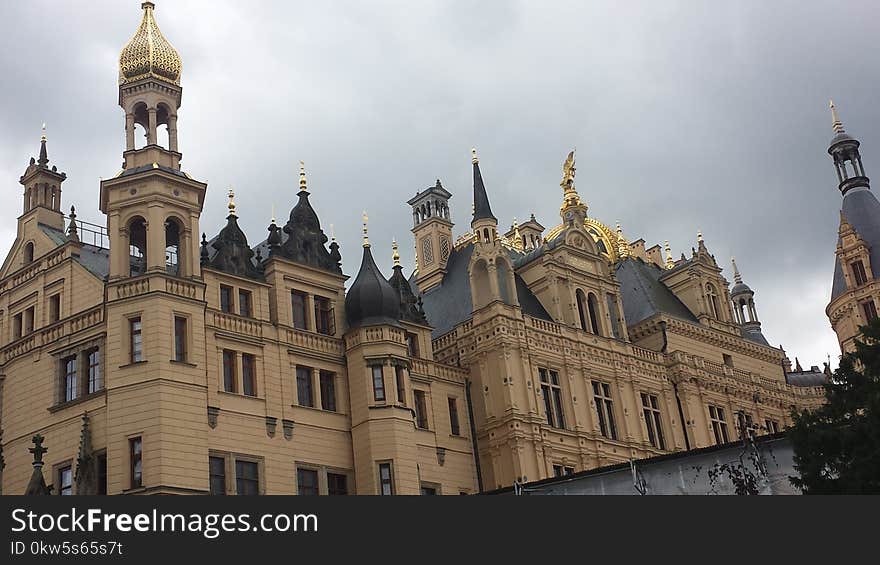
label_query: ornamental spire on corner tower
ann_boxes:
[471,148,497,227]
[827,99,870,195]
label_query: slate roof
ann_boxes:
[785,370,828,387]
[412,243,552,338]
[741,327,770,347]
[39,224,109,279]
[615,257,698,326]
[832,186,880,300]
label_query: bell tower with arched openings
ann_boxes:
[100,1,206,281]
[97,2,210,494]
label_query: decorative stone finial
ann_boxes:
[697,230,703,243]
[330,223,336,243]
[664,240,674,270]
[471,147,479,164]
[41,123,47,142]
[200,233,209,264]
[392,238,401,267]
[67,206,80,242]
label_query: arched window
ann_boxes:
[23,242,34,264]
[471,260,491,309]
[128,217,147,276]
[587,293,601,335]
[496,259,513,304]
[483,228,490,242]
[576,289,588,331]
[706,284,720,319]
[165,218,182,276]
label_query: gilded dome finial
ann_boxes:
[362,211,370,248]
[119,2,182,86]
[559,149,587,217]
[392,238,401,267]
[299,161,308,192]
[40,123,47,142]
[227,186,236,217]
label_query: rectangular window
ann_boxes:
[220,285,234,313]
[540,368,566,429]
[24,306,34,334]
[448,397,461,436]
[552,465,576,478]
[242,353,256,397]
[327,472,348,495]
[852,260,868,286]
[709,405,729,445]
[414,390,429,429]
[765,419,780,434]
[314,296,333,335]
[130,317,143,363]
[420,485,438,495]
[87,348,101,394]
[58,465,73,496]
[372,365,385,402]
[238,289,252,318]
[291,291,308,330]
[641,393,666,450]
[174,316,187,363]
[320,371,336,412]
[49,294,61,323]
[297,468,320,496]
[296,366,314,407]
[592,381,617,440]
[723,353,734,368]
[209,456,226,495]
[130,437,142,489]
[553,464,564,477]
[13,313,22,339]
[235,460,259,495]
[378,462,394,496]
[564,466,575,476]
[406,332,420,358]
[863,300,878,322]
[222,350,237,393]
[62,355,78,402]
[97,452,107,495]
[395,366,406,406]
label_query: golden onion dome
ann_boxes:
[119,2,182,86]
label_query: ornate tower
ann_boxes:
[98,2,210,494]
[825,101,880,352]
[409,180,453,293]
[344,215,420,494]
[729,258,769,345]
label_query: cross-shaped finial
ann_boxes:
[29,434,47,464]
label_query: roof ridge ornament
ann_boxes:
[299,161,308,192]
[227,186,236,217]
[392,238,401,267]
[362,211,370,248]
[664,240,674,269]
[731,257,743,284]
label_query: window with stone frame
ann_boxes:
[57,464,73,496]
[540,368,566,429]
[320,371,336,412]
[222,350,237,393]
[371,365,385,402]
[220,285,234,313]
[708,405,729,445]
[414,389,429,429]
[238,289,252,318]
[235,459,260,495]
[296,366,314,407]
[862,299,878,322]
[314,296,334,335]
[297,468,320,496]
[291,290,308,330]
[61,355,78,403]
[592,381,617,439]
[242,353,256,397]
[851,259,868,286]
[378,462,394,495]
[209,455,226,495]
[641,393,666,450]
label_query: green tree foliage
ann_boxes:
[789,318,880,493]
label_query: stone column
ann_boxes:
[126,113,136,151]
[147,108,158,146]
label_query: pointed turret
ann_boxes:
[75,413,98,495]
[471,148,497,226]
[206,187,263,279]
[19,125,66,229]
[387,239,429,325]
[828,100,870,195]
[344,213,401,329]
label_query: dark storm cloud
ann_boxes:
[2,0,877,366]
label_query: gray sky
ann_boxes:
[3,0,878,368]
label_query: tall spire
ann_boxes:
[471,147,497,226]
[827,99,870,196]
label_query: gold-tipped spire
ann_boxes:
[471,147,479,164]
[392,239,401,267]
[40,123,47,142]
[697,230,703,243]
[664,240,674,269]
[362,211,370,248]
[615,222,629,259]
[731,257,742,284]
[299,161,307,191]
[119,2,182,86]
[227,187,236,216]
[511,217,524,251]
[830,99,845,134]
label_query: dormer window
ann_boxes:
[706,284,721,319]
